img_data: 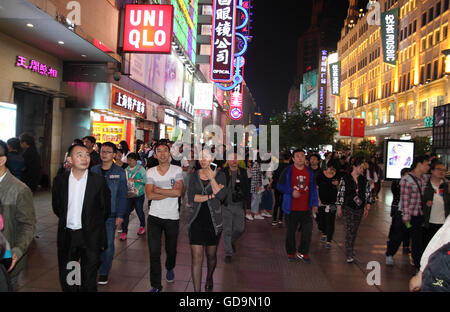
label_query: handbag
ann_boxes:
[126,168,139,198]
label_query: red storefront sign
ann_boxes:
[210,0,237,82]
[111,85,146,118]
[123,4,174,53]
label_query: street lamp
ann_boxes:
[348,97,358,153]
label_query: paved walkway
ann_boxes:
[16,183,415,292]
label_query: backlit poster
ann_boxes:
[0,102,16,141]
[385,140,414,180]
[165,53,184,105]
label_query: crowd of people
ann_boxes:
[0,133,449,292]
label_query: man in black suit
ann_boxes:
[52,144,111,292]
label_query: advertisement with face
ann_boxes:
[385,140,414,180]
[165,53,184,105]
[130,53,167,97]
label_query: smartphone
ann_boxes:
[210,163,217,171]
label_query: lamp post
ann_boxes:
[348,97,358,154]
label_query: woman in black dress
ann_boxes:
[187,149,227,292]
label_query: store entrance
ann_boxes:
[14,88,53,189]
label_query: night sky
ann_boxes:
[245,0,369,122]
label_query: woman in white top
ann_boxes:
[119,140,130,163]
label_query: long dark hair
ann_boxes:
[119,140,129,154]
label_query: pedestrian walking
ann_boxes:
[187,149,226,291]
[82,136,101,168]
[19,133,41,192]
[114,149,129,170]
[386,168,412,266]
[145,142,184,292]
[336,157,373,263]
[400,156,430,271]
[120,153,147,241]
[91,142,127,285]
[422,160,450,248]
[316,163,339,248]
[248,156,264,220]
[6,138,24,180]
[271,152,291,225]
[119,141,130,163]
[277,149,319,263]
[52,143,110,292]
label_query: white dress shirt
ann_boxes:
[0,171,6,183]
[66,170,88,230]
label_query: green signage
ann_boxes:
[381,8,399,65]
[171,0,198,64]
[424,116,434,128]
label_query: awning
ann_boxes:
[0,0,118,63]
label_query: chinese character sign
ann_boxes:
[210,0,237,82]
[329,61,340,96]
[229,80,243,120]
[111,85,146,117]
[318,50,328,115]
[123,4,174,53]
[15,56,58,78]
[381,8,398,65]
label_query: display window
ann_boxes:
[92,112,126,145]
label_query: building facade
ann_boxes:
[333,0,449,145]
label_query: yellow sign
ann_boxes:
[177,0,194,30]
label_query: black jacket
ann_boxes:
[52,171,111,252]
[222,167,251,210]
[21,147,41,191]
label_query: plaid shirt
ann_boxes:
[400,173,429,224]
[250,161,262,193]
[336,175,373,207]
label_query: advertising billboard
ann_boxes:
[385,140,414,180]
[171,0,198,64]
[210,0,237,82]
[130,53,167,97]
[381,8,399,65]
[123,4,174,53]
[0,102,16,141]
[302,69,317,101]
[165,52,185,105]
[329,61,340,96]
[194,83,214,110]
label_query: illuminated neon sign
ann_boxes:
[15,55,58,78]
[210,0,237,82]
[318,50,327,115]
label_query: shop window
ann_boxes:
[421,101,427,117]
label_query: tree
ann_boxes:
[354,139,377,159]
[269,102,337,151]
[333,140,350,152]
[413,136,431,156]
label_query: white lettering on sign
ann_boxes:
[66,1,81,26]
[115,91,145,115]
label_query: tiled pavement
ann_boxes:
[16,183,416,292]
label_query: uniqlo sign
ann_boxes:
[210,0,237,82]
[123,4,174,53]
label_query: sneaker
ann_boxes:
[261,211,272,218]
[119,233,127,241]
[346,257,354,263]
[287,254,296,262]
[386,255,395,266]
[272,221,278,226]
[408,252,415,266]
[225,256,232,264]
[245,214,254,221]
[98,275,108,285]
[254,214,264,220]
[149,287,162,292]
[137,227,146,235]
[278,220,283,225]
[296,252,311,263]
[320,235,327,243]
[325,242,331,249]
[166,270,174,282]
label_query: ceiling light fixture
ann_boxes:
[26,23,34,28]
[58,41,65,45]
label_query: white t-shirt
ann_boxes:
[429,180,446,225]
[146,165,183,220]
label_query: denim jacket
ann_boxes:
[91,163,127,218]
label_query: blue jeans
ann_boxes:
[122,195,146,234]
[250,192,261,215]
[260,186,273,211]
[99,217,116,276]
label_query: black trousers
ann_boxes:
[273,190,284,222]
[423,223,443,250]
[319,206,337,242]
[57,229,100,292]
[386,211,410,256]
[147,215,179,289]
[410,215,425,270]
[285,210,313,255]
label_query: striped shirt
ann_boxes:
[400,172,429,224]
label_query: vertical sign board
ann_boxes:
[381,8,399,65]
[123,4,174,53]
[318,50,328,115]
[329,61,341,96]
[210,0,237,82]
[229,81,243,120]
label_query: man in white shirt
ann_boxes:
[145,142,183,292]
[52,144,110,292]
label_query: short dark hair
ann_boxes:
[292,149,305,157]
[19,133,35,147]
[326,162,337,170]
[83,136,96,144]
[0,140,8,157]
[7,138,21,152]
[101,142,117,153]
[352,157,365,168]
[73,138,83,145]
[116,148,124,155]
[411,155,428,170]
[280,151,291,161]
[309,154,320,162]
[127,152,139,161]
[400,167,411,176]
[430,160,444,171]
[67,143,88,156]
[155,142,170,152]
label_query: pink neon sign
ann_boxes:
[15,56,58,78]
